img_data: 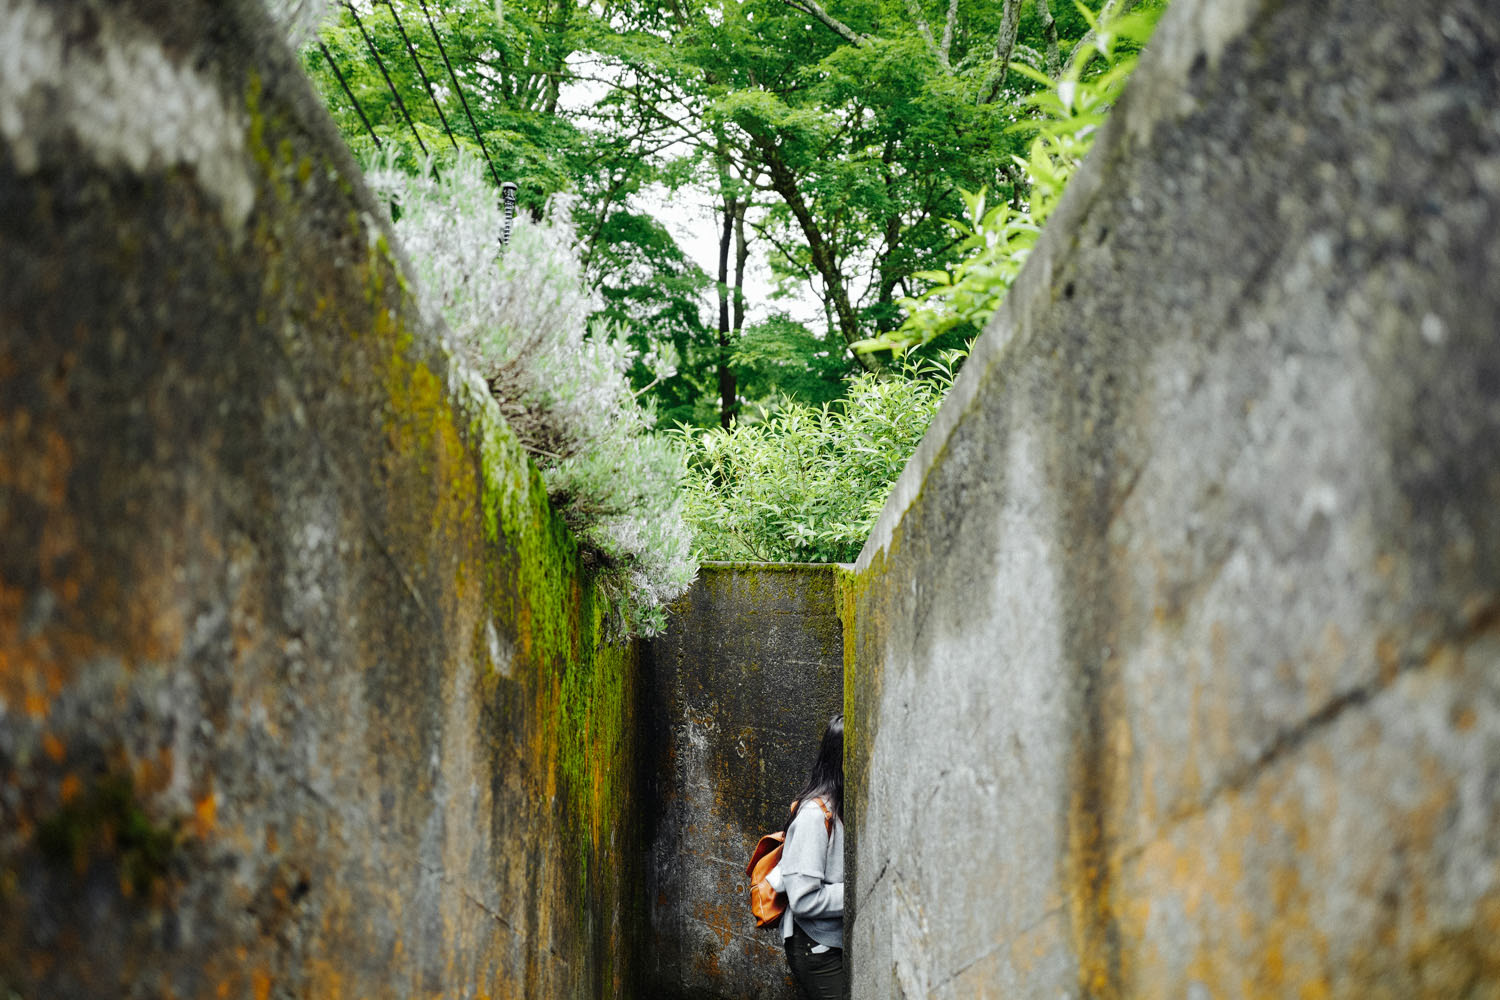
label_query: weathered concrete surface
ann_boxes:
[842,0,1500,997]
[0,2,644,997]
[641,564,844,999]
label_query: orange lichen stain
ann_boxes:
[193,792,217,838]
[307,957,348,996]
[1375,634,1401,683]
[130,746,175,797]
[3,581,99,717]
[0,419,73,507]
[250,969,272,1000]
[59,773,81,804]
[41,731,66,762]
[1298,979,1331,1000]
[1424,643,1461,680]
[1302,622,1348,707]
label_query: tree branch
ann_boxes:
[978,0,1023,104]
[1060,0,1142,78]
[749,218,818,286]
[1035,0,1061,77]
[780,0,866,46]
[754,138,872,369]
[903,0,945,69]
[939,0,959,65]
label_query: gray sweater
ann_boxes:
[779,799,845,949]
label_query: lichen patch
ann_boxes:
[0,0,255,229]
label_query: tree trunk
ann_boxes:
[979,0,1024,104]
[1036,0,1061,77]
[716,192,739,428]
[939,0,959,65]
[733,194,750,341]
[875,143,903,332]
[756,139,873,370]
[904,0,944,68]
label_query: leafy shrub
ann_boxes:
[369,154,695,636]
[677,352,961,563]
[859,2,1163,354]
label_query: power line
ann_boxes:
[381,0,461,157]
[413,0,505,191]
[318,40,382,153]
[344,0,432,164]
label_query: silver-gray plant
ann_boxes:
[263,0,331,48]
[369,154,695,637]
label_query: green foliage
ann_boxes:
[860,1,1165,354]
[694,0,1046,356]
[287,0,1169,585]
[586,208,717,429]
[291,0,1150,424]
[733,314,850,409]
[296,0,718,416]
[678,351,962,563]
[300,1,564,187]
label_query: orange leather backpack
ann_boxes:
[745,797,833,928]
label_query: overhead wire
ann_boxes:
[343,0,434,167]
[317,40,383,153]
[413,0,506,191]
[381,0,462,157]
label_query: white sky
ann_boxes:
[560,64,826,334]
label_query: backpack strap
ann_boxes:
[787,797,834,838]
[810,797,833,836]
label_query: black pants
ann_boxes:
[785,923,845,1000]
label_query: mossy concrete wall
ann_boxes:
[0,1,643,997]
[841,0,1500,996]
[641,564,844,999]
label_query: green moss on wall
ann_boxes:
[36,774,178,897]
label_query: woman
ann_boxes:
[780,714,846,1000]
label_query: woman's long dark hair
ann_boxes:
[789,714,844,827]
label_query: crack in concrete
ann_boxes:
[1121,598,1500,864]
[856,859,891,906]
[680,912,779,950]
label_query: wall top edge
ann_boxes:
[698,561,845,573]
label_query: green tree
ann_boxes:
[298,0,1139,429]
[301,0,718,416]
[691,0,1100,363]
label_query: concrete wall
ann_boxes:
[841,0,1500,996]
[0,2,645,997]
[641,565,844,999]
